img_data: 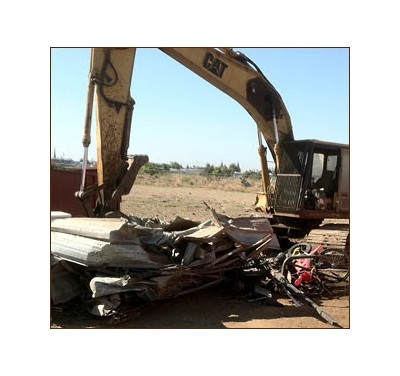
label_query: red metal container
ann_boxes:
[50,165,98,217]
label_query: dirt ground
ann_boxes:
[51,287,349,329]
[51,175,350,329]
[121,180,259,223]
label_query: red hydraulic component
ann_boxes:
[293,245,324,287]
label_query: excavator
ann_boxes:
[74,47,349,251]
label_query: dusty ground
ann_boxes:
[51,174,350,329]
[122,179,259,223]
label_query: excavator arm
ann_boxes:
[160,48,294,206]
[78,47,149,216]
[160,48,294,152]
[79,47,294,215]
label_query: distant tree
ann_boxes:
[243,170,262,179]
[141,162,160,176]
[201,162,243,176]
[170,161,183,169]
[228,162,241,173]
[204,163,214,174]
[220,163,229,176]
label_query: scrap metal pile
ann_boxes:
[51,209,348,325]
[51,208,281,315]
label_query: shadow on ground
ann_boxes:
[51,286,349,329]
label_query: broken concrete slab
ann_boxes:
[51,231,172,268]
[51,217,159,245]
[51,211,71,222]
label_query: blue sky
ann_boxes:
[51,47,349,171]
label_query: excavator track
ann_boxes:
[305,219,349,254]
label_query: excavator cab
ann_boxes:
[269,139,349,231]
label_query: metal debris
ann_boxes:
[51,210,347,325]
[90,294,121,316]
[51,211,276,314]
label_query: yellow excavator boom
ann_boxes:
[80,47,294,214]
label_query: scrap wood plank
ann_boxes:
[151,273,207,299]
[209,244,248,266]
[207,233,272,268]
[188,252,216,268]
[214,238,236,253]
[246,234,272,260]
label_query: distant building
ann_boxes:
[51,158,96,168]
[232,171,243,179]
[51,158,80,167]
[170,168,205,175]
[181,168,204,175]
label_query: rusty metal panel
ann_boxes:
[213,214,281,250]
[50,166,97,217]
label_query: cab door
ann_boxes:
[337,148,350,212]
